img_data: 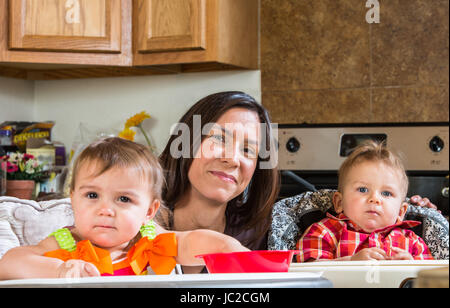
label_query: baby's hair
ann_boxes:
[70,137,165,203]
[338,140,409,199]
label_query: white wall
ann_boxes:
[0,76,35,122]
[34,70,261,154]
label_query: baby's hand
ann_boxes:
[389,247,414,260]
[57,260,101,279]
[351,248,388,261]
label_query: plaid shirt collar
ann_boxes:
[326,212,421,235]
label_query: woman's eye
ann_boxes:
[211,134,225,143]
[86,192,98,199]
[243,147,256,157]
[118,196,131,203]
[358,187,368,193]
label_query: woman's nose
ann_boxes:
[221,141,240,166]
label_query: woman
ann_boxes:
[157,92,279,272]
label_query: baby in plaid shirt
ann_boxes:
[297,141,434,262]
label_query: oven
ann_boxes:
[277,123,449,217]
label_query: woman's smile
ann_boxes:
[209,171,237,184]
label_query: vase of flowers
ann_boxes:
[0,152,47,199]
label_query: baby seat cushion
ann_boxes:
[268,189,449,260]
[0,196,74,258]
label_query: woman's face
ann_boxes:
[188,108,261,205]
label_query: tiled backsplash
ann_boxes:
[261,0,449,124]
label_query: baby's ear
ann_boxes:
[397,202,409,221]
[332,191,344,214]
[146,199,160,220]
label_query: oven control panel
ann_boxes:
[278,125,449,171]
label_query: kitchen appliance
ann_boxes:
[278,123,449,216]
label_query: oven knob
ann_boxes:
[429,136,445,153]
[286,137,301,153]
[442,187,449,198]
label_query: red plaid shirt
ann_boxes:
[296,213,434,262]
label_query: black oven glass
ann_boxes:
[339,134,387,157]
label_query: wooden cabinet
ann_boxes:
[135,0,206,53]
[0,0,259,80]
[9,0,122,53]
[133,0,259,70]
[0,0,132,73]
[0,0,132,71]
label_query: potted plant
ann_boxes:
[0,152,47,199]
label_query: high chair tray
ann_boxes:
[0,272,331,288]
[289,260,449,288]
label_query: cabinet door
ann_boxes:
[135,0,206,53]
[9,0,121,53]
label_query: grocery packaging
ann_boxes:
[0,121,54,152]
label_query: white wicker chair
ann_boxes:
[0,196,74,258]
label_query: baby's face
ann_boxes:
[333,161,408,233]
[71,161,158,251]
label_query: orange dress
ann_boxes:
[44,230,178,276]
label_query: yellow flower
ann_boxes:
[125,111,151,129]
[118,127,136,141]
[120,111,155,153]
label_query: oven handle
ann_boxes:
[281,171,318,192]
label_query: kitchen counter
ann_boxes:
[289,260,449,288]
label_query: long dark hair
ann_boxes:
[158,92,280,247]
